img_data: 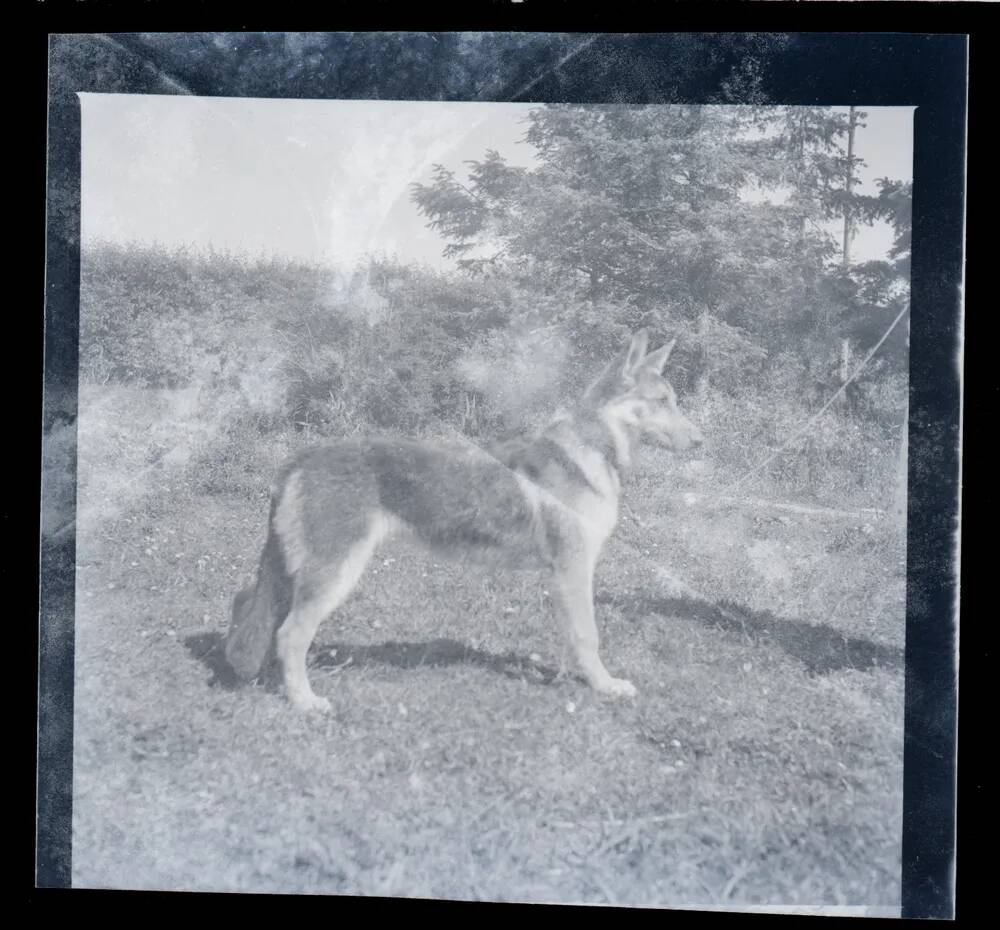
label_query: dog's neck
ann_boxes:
[597,408,638,485]
[551,406,638,492]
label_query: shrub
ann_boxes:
[78,241,907,513]
[187,412,299,500]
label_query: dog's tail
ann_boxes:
[224,500,292,681]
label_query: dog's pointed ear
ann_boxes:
[622,329,649,376]
[583,330,645,403]
[640,338,676,376]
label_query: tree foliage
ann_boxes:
[412,104,911,401]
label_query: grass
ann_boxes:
[69,382,905,908]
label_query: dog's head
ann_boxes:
[585,329,704,452]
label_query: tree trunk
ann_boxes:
[839,338,852,384]
[842,106,857,269]
[836,337,852,409]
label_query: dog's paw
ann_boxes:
[599,677,637,699]
[291,693,332,714]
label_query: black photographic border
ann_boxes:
[34,9,968,920]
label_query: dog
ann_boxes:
[224,329,703,712]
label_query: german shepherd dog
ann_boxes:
[224,330,703,712]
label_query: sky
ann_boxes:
[80,95,914,272]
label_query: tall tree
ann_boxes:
[414,106,802,317]
[412,104,904,394]
[842,106,859,268]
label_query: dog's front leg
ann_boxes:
[552,561,637,699]
[275,593,333,714]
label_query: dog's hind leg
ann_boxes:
[551,558,637,699]
[275,516,386,713]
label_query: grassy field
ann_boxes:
[69,380,906,909]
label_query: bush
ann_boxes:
[276,257,516,436]
[187,412,299,500]
[80,241,331,393]
[78,241,907,513]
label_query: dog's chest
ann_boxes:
[574,490,619,549]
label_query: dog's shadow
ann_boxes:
[600,591,905,675]
[185,587,904,697]
[184,633,566,694]
[184,633,247,691]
